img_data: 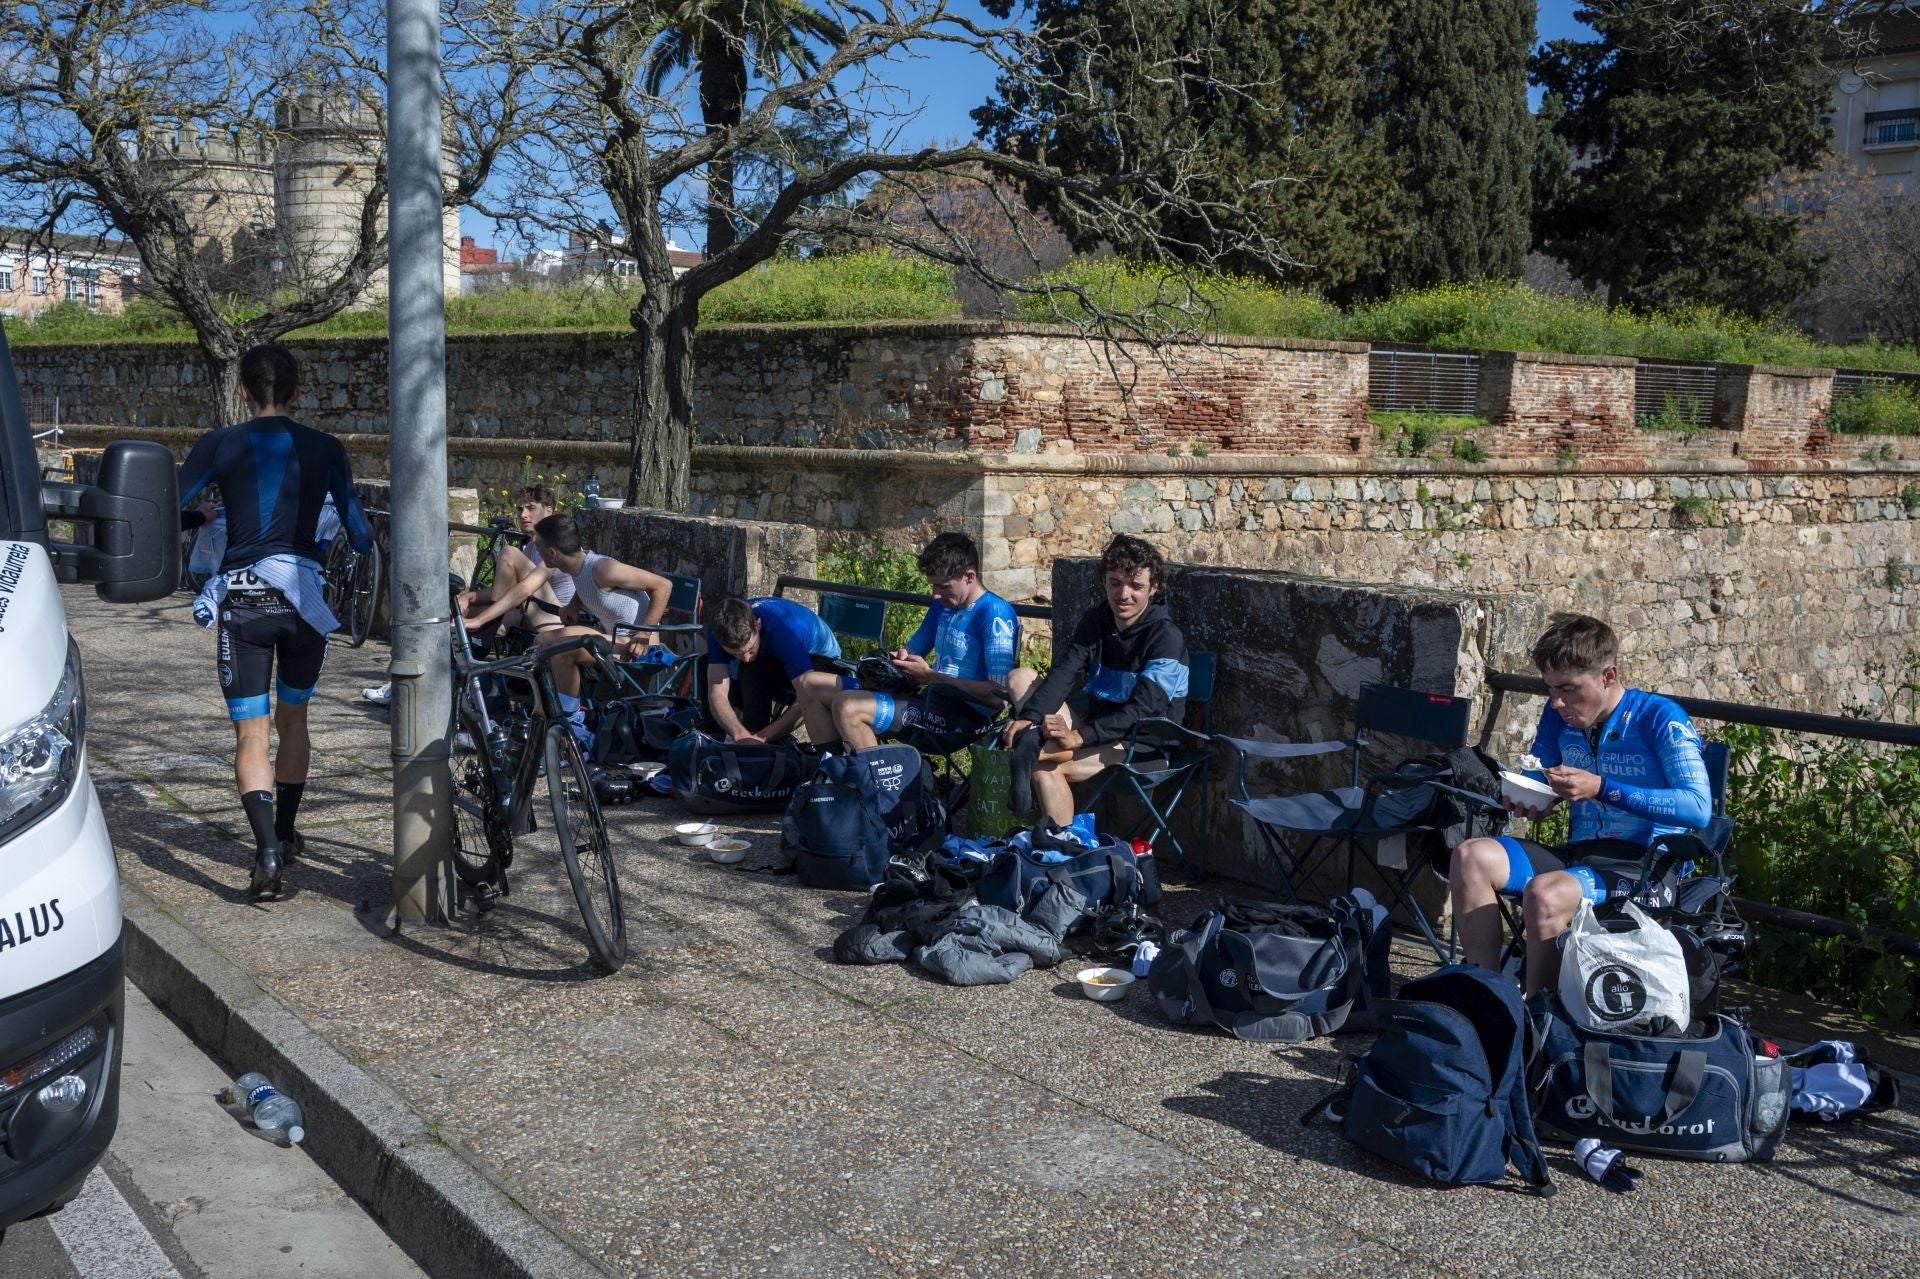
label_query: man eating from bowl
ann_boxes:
[1447,613,1711,994]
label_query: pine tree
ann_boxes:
[1532,0,1834,316]
[974,0,1398,297]
[1371,0,1537,294]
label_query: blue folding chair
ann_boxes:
[1220,682,1475,958]
[818,590,889,655]
[1083,652,1216,873]
[610,571,704,702]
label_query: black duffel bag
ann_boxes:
[1148,891,1392,1042]
[592,697,697,767]
[667,731,809,815]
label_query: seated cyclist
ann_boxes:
[1448,613,1711,995]
[705,596,844,746]
[457,484,575,638]
[1001,535,1189,827]
[465,512,671,743]
[831,533,1021,751]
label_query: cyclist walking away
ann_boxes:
[463,511,671,743]
[177,344,374,900]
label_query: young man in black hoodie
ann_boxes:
[1002,535,1190,825]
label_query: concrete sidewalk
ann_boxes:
[74,590,1920,1278]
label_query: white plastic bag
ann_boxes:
[187,513,227,575]
[1557,899,1691,1037]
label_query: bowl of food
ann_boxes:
[674,821,718,847]
[1499,770,1557,811]
[627,761,665,782]
[1076,966,1135,1002]
[705,837,751,865]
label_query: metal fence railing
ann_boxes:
[1634,358,1719,426]
[1368,345,1482,417]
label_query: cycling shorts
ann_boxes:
[1495,836,1656,906]
[218,581,327,720]
[871,685,996,740]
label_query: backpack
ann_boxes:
[1529,992,1789,1162]
[1147,891,1391,1043]
[783,745,948,890]
[667,731,809,815]
[1307,966,1553,1193]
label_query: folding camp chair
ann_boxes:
[1491,740,1734,973]
[1083,652,1216,874]
[609,571,705,702]
[1220,682,1474,959]
[818,590,889,655]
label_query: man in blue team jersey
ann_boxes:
[177,344,374,900]
[705,595,845,745]
[1448,614,1711,995]
[831,533,1021,751]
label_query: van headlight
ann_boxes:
[0,640,86,838]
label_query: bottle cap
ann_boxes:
[287,1125,306,1145]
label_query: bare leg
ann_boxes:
[1450,837,1513,970]
[1005,667,1038,713]
[233,717,273,795]
[1522,872,1585,996]
[273,703,310,785]
[1026,699,1123,826]
[832,690,883,751]
[534,624,603,699]
[791,670,846,746]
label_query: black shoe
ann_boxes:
[280,831,305,864]
[249,843,285,900]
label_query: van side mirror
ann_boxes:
[41,440,180,603]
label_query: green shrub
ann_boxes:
[1640,393,1708,437]
[4,298,198,344]
[1671,494,1720,528]
[1013,261,1346,339]
[701,251,958,325]
[1450,436,1488,463]
[1827,382,1920,437]
[1721,688,1920,1023]
[1902,482,1920,513]
[1370,410,1486,458]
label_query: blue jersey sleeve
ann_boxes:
[759,598,836,682]
[1531,705,1565,769]
[904,605,940,658]
[178,428,224,507]
[979,596,1021,685]
[1602,707,1712,830]
[325,440,375,554]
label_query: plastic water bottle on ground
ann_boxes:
[1572,1137,1640,1192]
[223,1072,306,1145]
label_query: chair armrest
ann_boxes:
[1121,717,1211,760]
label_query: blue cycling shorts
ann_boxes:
[1495,836,1652,905]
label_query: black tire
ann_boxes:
[543,724,626,971]
[346,540,382,647]
[449,702,512,889]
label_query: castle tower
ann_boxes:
[140,122,277,291]
[274,93,461,303]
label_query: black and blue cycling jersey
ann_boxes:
[178,415,373,569]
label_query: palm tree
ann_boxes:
[644,0,846,256]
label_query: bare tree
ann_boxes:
[0,0,526,421]
[1772,155,1920,345]
[457,0,1298,509]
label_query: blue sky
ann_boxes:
[473,1,1593,253]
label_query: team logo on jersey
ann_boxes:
[992,615,1016,642]
[1668,720,1703,750]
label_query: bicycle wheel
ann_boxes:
[321,537,351,623]
[449,701,513,890]
[542,723,626,971]
[346,540,382,647]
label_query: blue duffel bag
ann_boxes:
[976,843,1141,933]
[1529,992,1790,1162]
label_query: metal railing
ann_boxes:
[1481,669,1920,957]
[1368,345,1482,417]
[1634,358,1719,426]
[773,574,1052,622]
[1865,107,1919,148]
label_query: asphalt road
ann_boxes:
[0,983,423,1279]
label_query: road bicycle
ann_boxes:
[445,588,626,971]
[321,532,382,647]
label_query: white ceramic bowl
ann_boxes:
[1499,770,1557,810]
[627,761,665,781]
[1076,966,1135,1002]
[706,837,751,865]
[674,822,718,847]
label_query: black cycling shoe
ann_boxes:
[280,831,306,864]
[249,843,285,900]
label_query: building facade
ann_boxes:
[0,231,141,321]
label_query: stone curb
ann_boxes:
[117,881,616,1279]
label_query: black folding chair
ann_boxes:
[1083,651,1217,874]
[609,571,705,703]
[1219,682,1474,958]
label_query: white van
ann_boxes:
[0,327,177,1236]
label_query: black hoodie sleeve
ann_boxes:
[1076,619,1188,747]
[1020,607,1100,726]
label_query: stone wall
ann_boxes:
[575,505,817,606]
[1050,556,1544,904]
